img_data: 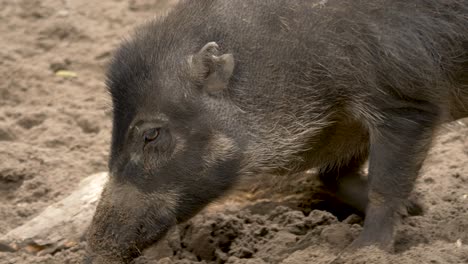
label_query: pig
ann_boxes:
[86,0,468,262]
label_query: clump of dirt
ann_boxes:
[137,205,352,264]
[0,0,467,264]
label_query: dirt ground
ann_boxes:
[0,0,467,263]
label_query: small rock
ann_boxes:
[56,10,69,17]
[456,239,462,248]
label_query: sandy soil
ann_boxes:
[0,0,467,263]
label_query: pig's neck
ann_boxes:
[237,106,334,177]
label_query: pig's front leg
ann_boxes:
[350,105,438,251]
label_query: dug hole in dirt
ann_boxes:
[0,0,467,263]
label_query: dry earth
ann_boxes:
[0,0,467,263]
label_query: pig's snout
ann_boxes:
[86,180,179,263]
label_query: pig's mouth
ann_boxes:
[86,217,174,263]
[124,212,175,257]
[85,236,158,264]
[134,223,171,251]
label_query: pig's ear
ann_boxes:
[188,42,235,95]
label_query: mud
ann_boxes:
[0,0,467,263]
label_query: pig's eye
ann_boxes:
[143,128,160,143]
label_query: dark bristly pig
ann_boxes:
[86,0,468,262]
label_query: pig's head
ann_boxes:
[86,37,245,263]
